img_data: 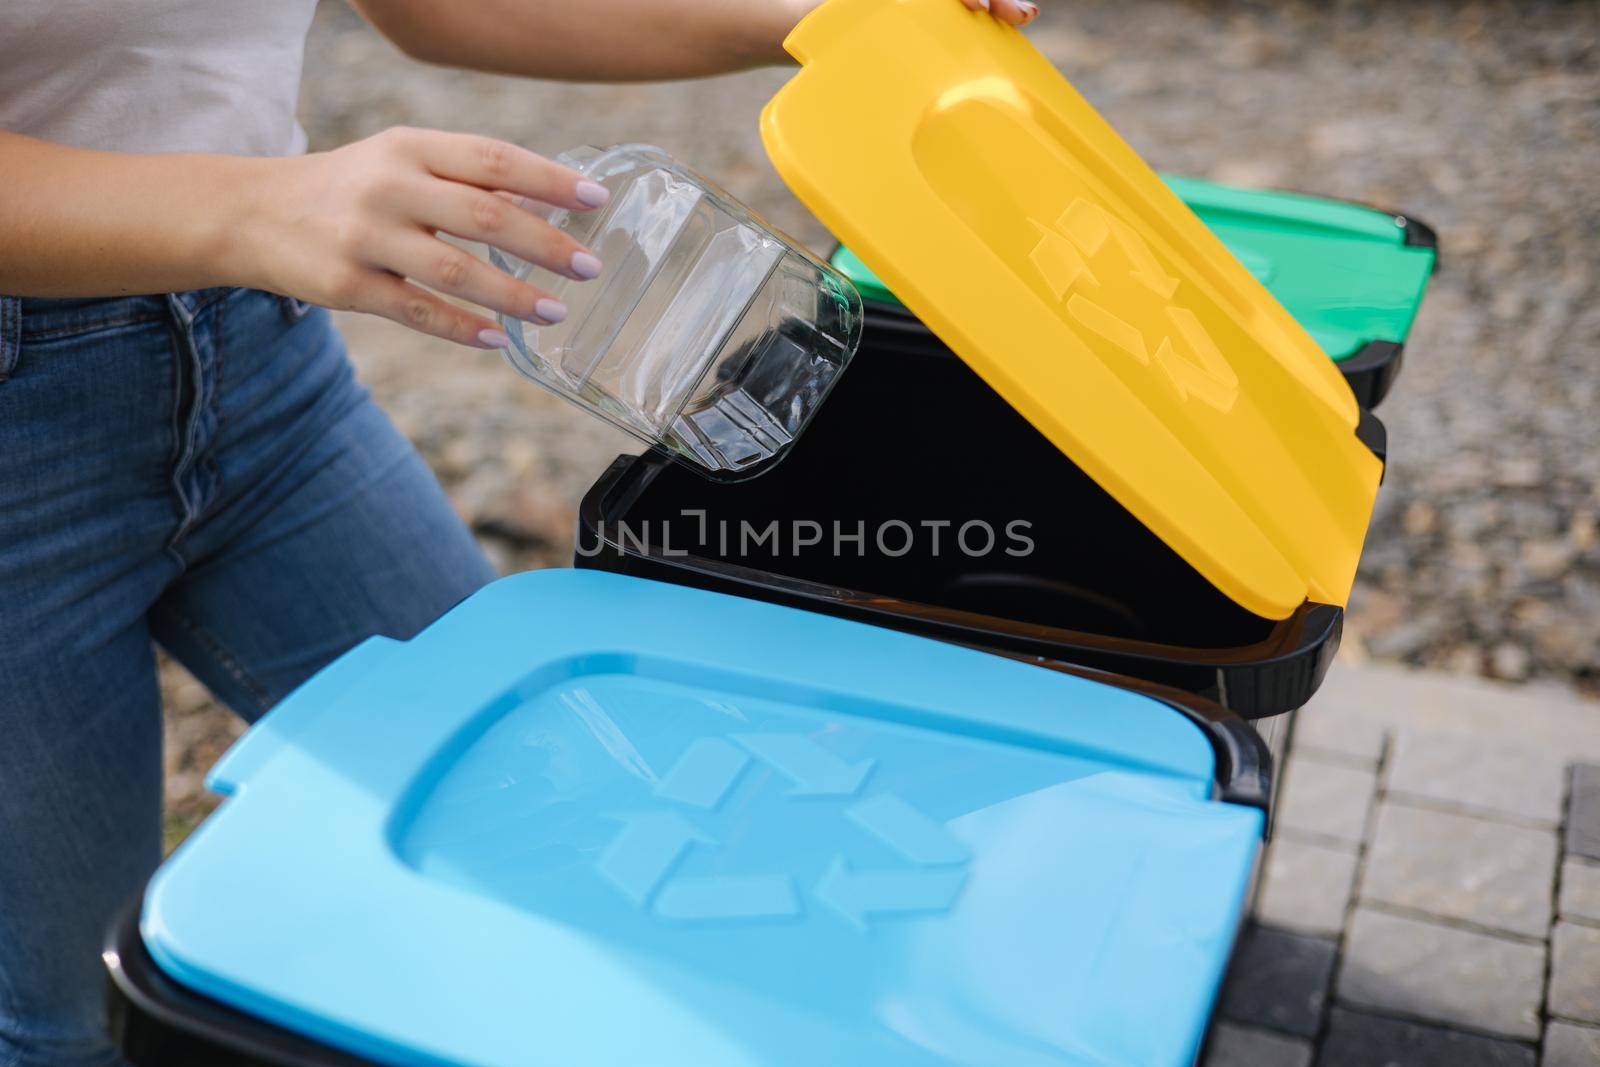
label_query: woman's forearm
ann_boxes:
[350,0,810,82]
[0,131,266,297]
[2,126,612,349]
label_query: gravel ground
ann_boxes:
[161,0,1600,841]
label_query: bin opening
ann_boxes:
[597,334,1280,652]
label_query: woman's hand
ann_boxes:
[780,0,1036,35]
[240,127,608,349]
[956,0,1038,26]
[2,0,1041,312]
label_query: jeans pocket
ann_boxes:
[0,296,19,382]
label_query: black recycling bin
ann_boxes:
[588,8,1398,737]
[576,332,1385,722]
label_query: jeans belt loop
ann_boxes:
[0,296,20,381]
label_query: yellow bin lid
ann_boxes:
[760,0,1383,621]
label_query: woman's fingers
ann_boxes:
[990,0,1036,24]
[404,178,601,282]
[355,271,507,349]
[959,0,1035,23]
[379,230,568,326]
[495,190,554,220]
[393,129,610,212]
[261,130,610,348]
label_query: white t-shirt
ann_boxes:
[0,0,319,156]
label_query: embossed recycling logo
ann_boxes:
[1028,197,1241,413]
[595,732,969,930]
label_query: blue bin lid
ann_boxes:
[143,569,1262,1067]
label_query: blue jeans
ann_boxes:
[0,289,497,1067]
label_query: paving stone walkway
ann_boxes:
[1204,664,1600,1066]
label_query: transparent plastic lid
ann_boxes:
[489,144,862,477]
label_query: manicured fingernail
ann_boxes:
[477,328,511,348]
[570,251,603,279]
[575,180,610,208]
[977,0,990,10]
[1019,2,1037,19]
[535,298,567,324]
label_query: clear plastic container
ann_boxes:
[488,144,863,477]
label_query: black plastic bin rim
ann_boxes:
[105,901,377,1067]
[579,451,1346,717]
[979,655,1273,811]
[104,669,1269,1067]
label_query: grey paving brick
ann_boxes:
[1385,731,1566,827]
[1254,836,1359,937]
[1570,764,1600,861]
[1543,1021,1600,1067]
[1290,708,1386,767]
[1319,1008,1536,1067]
[1360,802,1557,938]
[1203,1021,1312,1067]
[1336,908,1544,1039]
[1274,758,1376,845]
[1552,921,1600,1024]
[1217,924,1336,1038]
[1563,858,1600,925]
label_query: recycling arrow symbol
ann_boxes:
[595,731,969,929]
[815,858,966,932]
[1027,197,1241,413]
[730,732,874,796]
